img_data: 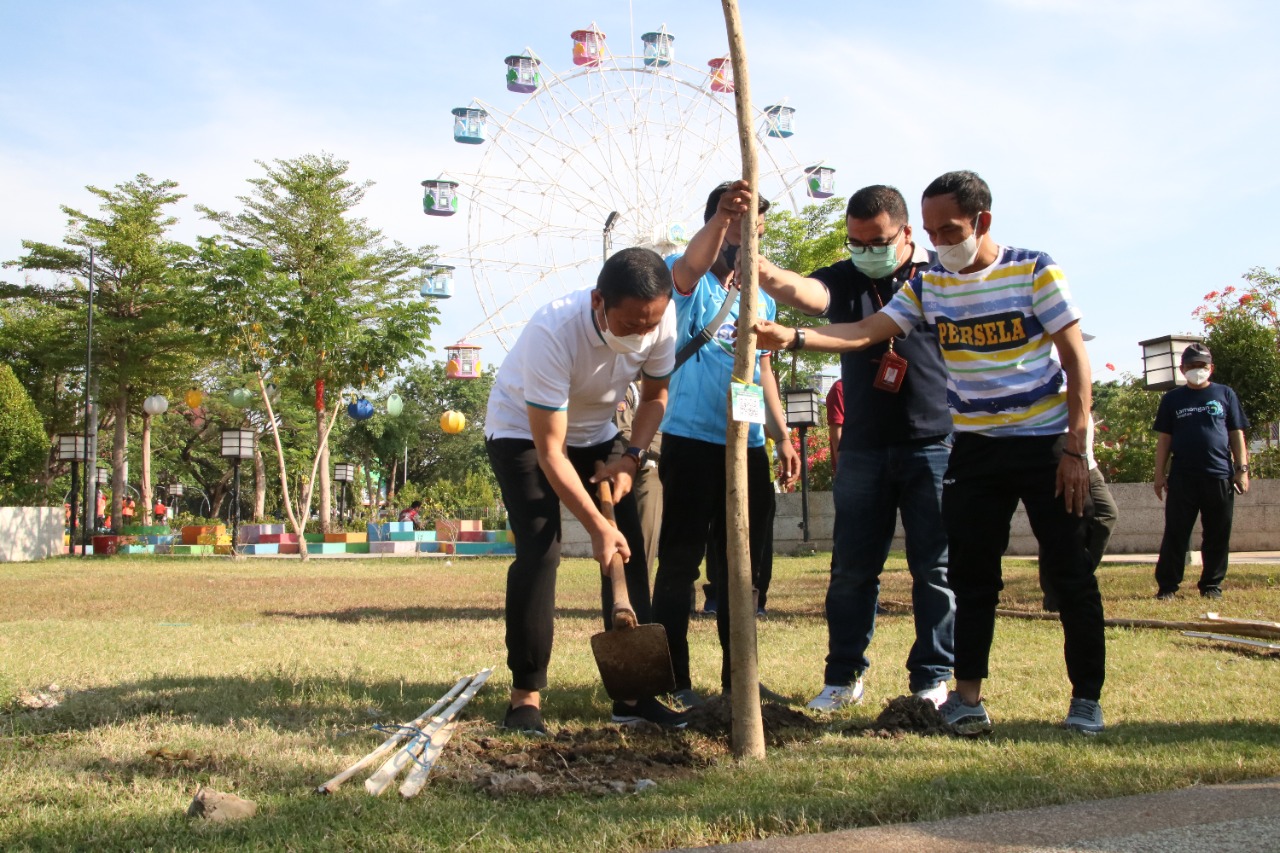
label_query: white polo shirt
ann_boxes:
[484,288,677,448]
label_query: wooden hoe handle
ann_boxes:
[596,463,638,629]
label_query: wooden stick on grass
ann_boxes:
[996,609,1280,640]
[399,720,460,798]
[317,672,471,794]
[365,668,492,795]
[1182,631,1280,652]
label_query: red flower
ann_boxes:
[1204,290,1219,300]
[1223,285,1236,294]
[1240,293,1254,304]
[1098,423,1110,432]
[1105,362,1116,371]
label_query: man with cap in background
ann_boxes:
[1152,343,1250,600]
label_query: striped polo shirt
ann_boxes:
[881,246,1082,437]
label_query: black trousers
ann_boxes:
[943,433,1106,701]
[1039,466,1119,608]
[1154,471,1236,594]
[702,488,776,611]
[652,433,773,692]
[486,435,652,692]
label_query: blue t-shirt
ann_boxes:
[1152,382,1248,479]
[661,255,776,447]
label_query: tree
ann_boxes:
[197,153,440,552]
[760,198,845,386]
[1195,270,1280,440]
[4,175,205,527]
[0,363,48,505]
[375,361,495,493]
[1092,377,1162,483]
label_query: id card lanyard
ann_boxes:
[867,275,908,393]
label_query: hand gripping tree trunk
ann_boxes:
[721,0,766,761]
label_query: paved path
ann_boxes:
[690,777,1280,853]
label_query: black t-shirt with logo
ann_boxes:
[1152,382,1248,479]
[810,257,952,450]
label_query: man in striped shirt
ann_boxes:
[754,170,1105,736]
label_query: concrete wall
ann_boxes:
[0,507,63,562]
[560,480,1280,558]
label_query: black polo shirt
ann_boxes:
[810,246,952,450]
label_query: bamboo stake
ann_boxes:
[996,609,1280,640]
[1182,632,1280,651]
[316,673,471,794]
[1202,613,1280,632]
[398,720,460,798]
[720,0,765,761]
[365,668,492,795]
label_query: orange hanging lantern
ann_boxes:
[184,389,204,409]
[440,410,466,434]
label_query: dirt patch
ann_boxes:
[683,695,823,745]
[434,721,714,797]
[432,698,825,797]
[843,695,950,738]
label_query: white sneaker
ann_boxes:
[913,682,949,709]
[806,680,864,711]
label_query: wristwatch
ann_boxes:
[623,446,648,468]
[1235,463,1250,474]
[786,328,806,352]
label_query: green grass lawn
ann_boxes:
[2,553,1278,851]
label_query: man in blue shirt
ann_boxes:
[1152,343,1250,600]
[652,180,798,706]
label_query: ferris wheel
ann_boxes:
[423,21,835,351]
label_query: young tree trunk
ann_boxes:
[721,0,766,761]
[317,379,331,532]
[111,393,128,531]
[387,459,398,505]
[140,413,153,525]
[253,445,266,521]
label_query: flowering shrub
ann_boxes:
[786,424,833,491]
[1191,268,1280,443]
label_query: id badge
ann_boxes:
[730,380,766,424]
[873,350,908,393]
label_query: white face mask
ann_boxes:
[598,309,651,355]
[1184,367,1211,386]
[936,230,981,273]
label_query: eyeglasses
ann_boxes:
[846,226,904,256]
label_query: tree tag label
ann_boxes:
[730,381,765,424]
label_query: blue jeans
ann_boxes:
[824,438,955,692]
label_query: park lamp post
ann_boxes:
[1139,334,1203,391]
[333,462,356,524]
[220,429,256,553]
[57,434,88,552]
[169,482,184,517]
[784,386,823,546]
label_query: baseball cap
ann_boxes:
[1180,343,1212,366]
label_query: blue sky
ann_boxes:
[3,0,1277,378]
